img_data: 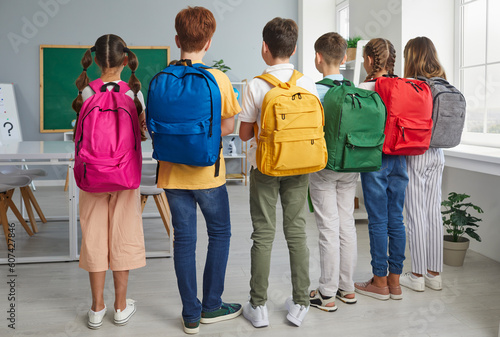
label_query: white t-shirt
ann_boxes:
[81,80,146,109]
[238,63,320,168]
[358,81,375,91]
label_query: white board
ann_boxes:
[0,83,23,145]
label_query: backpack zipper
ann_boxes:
[83,162,87,178]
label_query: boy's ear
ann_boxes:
[291,45,297,57]
[262,41,269,54]
[316,52,323,64]
[340,53,347,65]
[204,39,212,52]
[175,35,181,48]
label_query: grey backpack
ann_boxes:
[418,77,466,148]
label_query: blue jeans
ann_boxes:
[360,154,408,277]
[164,184,231,323]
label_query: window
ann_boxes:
[336,1,349,39]
[458,0,500,147]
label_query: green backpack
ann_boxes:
[319,78,386,172]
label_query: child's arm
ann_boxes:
[239,122,254,141]
[138,111,147,141]
[221,116,235,136]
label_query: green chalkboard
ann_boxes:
[40,45,170,133]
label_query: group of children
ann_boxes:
[73,5,448,335]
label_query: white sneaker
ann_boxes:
[243,301,269,328]
[87,306,106,329]
[400,272,425,292]
[424,274,443,290]
[285,296,309,327]
[114,299,136,326]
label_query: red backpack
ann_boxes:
[375,76,433,155]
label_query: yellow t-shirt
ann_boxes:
[156,62,241,190]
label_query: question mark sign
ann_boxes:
[3,122,13,136]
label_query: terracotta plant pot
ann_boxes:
[443,235,470,267]
[346,48,357,62]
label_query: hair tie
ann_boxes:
[82,69,87,72]
[123,47,131,53]
[78,90,82,94]
[90,46,96,52]
[131,71,135,74]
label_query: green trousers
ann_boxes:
[249,168,310,307]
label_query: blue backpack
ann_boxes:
[146,60,222,174]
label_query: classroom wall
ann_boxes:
[0,0,298,141]
[298,0,336,82]
[349,0,403,75]
[401,0,455,84]
[442,167,500,263]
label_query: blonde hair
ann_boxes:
[404,36,446,80]
[363,38,396,81]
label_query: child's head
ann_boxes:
[404,36,446,80]
[314,32,347,73]
[175,6,216,53]
[262,17,298,61]
[363,38,396,81]
[72,34,142,132]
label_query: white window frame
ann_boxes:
[336,0,349,39]
[456,0,500,148]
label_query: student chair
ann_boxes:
[0,167,47,233]
[0,175,35,248]
[140,174,171,238]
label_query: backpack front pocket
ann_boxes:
[341,133,384,172]
[269,128,327,174]
[391,117,432,155]
[274,97,322,130]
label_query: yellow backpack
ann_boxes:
[255,70,327,176]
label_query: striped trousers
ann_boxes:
[404,148,445,275]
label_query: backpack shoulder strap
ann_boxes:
[116,81,131,93]
[256,69,304,87]
[317,78,353,87]
[88,79,105,93]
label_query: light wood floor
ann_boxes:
[1,184,499,337]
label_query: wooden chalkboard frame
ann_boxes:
[39,45,170,133]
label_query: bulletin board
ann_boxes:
[39,45,170,133]
[0,83,23,144]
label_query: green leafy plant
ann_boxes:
[212,59,231,73]
[347,36,362,48]
[441,192,483,243]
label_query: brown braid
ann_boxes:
[71,48,93,140]
[364,38,396,81]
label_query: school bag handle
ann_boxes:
[256,70,303,88]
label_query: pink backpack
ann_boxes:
[74,79,142,193]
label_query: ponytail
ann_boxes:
[71,47,93,140]
[125,49,143,116]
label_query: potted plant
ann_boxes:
[346,36,362,62]
[441,192,483,266]
[212,59,231,73]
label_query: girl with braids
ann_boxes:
[354,38,408,301]
[72,34,146,329]
[399,37,446,292]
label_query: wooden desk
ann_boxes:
[0,140,159,264]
